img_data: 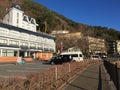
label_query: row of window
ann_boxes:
[0,38,54,50]
[0,27,54,44]
[2,50,15,56]
[22,21,36,32]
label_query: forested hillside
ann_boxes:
[0,0,120,41]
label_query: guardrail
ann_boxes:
[0,60,101,90]
[103,60,120,90]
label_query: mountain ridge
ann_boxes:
[0,0,120,41]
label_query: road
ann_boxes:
[0,61,53,78]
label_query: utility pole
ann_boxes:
[60,42,63,53]
[44,20,47,33]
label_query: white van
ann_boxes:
[60,51,84,61]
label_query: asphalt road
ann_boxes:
[0,61,53,78]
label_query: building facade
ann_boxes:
[51,30,69,35]
[87,36,106,55]
[3,4,38,32]
[116,40,120,54]
[0,4,55,62]
[108,40,120,55]
[107,41,116,55]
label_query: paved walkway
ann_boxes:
[63,63,114,90]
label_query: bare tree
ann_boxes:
[76,37,90,56]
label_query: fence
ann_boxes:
[0,60,100,90]
[103,60,120,90]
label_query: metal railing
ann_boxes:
[103,60,120,90]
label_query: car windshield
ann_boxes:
[92,55,99,58]
[56,55,63,59]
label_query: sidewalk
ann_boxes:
[63,63,114,90]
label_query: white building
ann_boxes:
[3,4,38,32]
[107,40,120,55]
[51,30,69,35]
[87,36,106,55]
[0,4,55,60]
[116,40,120,54]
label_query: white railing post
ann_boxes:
[55,66,58,89]
[55,66,57,80]
[68,63,71,72]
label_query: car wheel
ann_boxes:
[51,62,55,65]
[72,60,76,62]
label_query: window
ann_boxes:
[38,44,42,48]
[71,54,78,57]
[17,13,19,17]
[17,13,19,25]
[0,39,7,44]
[0,28,8,34]
[21,42,28,46]
[30,35,36,40]
[23,16,28,22]
[30,43,36,47]
[9,30,20,37]
[37,37,43,41]
[2,50,14,56]
[21,33,29,39]
[31,19,35,24]
[79,54,82,57]
[9,40,19,45]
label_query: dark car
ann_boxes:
[49,55,72,65]
[48,56,57,64]
[101,55,107,60]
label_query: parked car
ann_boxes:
[91,55,101,60]
[101,55,107,60]
[48,56,57,64]
[49,55,72,65]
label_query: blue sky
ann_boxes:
[34,0,120,31]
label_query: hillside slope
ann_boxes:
[0,0,120,41]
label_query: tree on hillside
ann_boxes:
[0,0,120,42]
[76,37,89,56]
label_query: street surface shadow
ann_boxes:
[67,83,87,90]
